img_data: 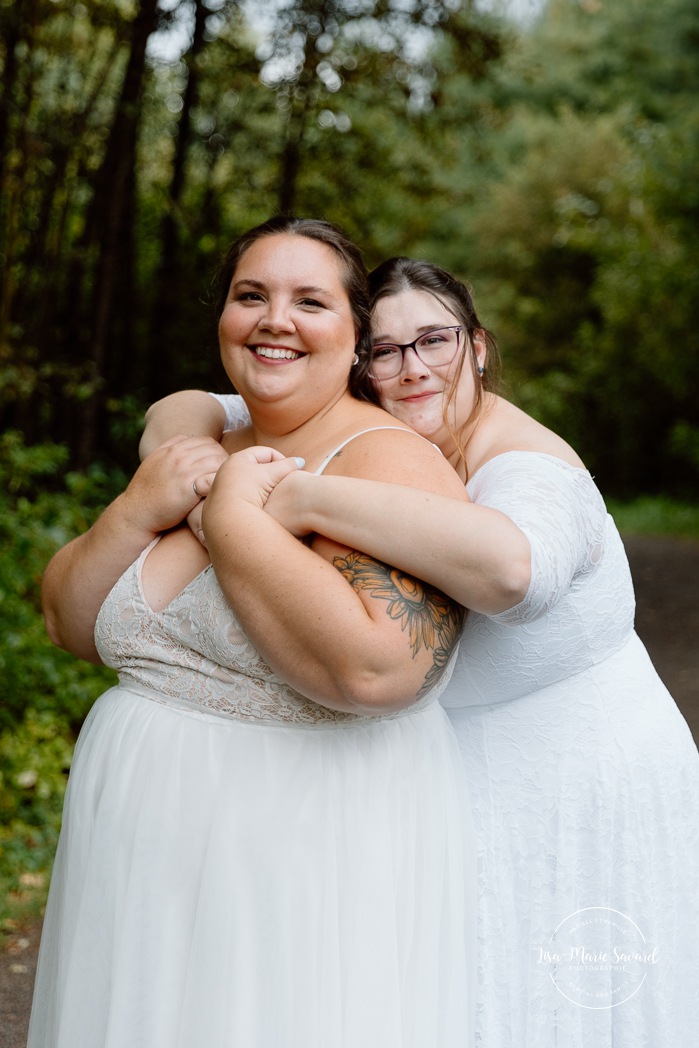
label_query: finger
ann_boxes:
[156,433,191,450]
[244,445,294,465]
[260,457,306,488]
[190,470,219,498]
[186,502,207,547]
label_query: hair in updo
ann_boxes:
[368,256,501,472]
[214,215,379,404]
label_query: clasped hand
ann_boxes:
[122,435,229,535]
[196,446,305,546]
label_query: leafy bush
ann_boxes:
[0,433,122,930]
[606,496,699,539]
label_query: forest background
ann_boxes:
[1,0,699,928]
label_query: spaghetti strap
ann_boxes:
[314,426,434,475]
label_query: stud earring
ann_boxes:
[478,366,485,375]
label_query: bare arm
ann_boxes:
[139,391,227,460]
[264,472,532,615]
[42,437,228,662]
[202,436,466,714]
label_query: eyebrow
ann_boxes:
[232,279,332,296]
[372,323,452,342]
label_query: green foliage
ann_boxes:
[606,496,699,540]
[3,0,698,496]
[418,0,699,498]
[1,0,507,466]
[0,434,119,928]
[0,711,75,928]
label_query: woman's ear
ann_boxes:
[473,329,488,371]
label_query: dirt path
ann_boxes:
[623,534,699,743]
[2,534,698,1047]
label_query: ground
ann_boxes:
[2,534,698,1047]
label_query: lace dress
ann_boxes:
[27,438,476,1048]
[445,451,699,1047]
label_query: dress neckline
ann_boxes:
[467,449,590,491]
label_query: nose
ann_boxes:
[399,346,430,382]
[259,298,295,333]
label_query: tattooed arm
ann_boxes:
[203,430,467,714]
[331,549,464,701]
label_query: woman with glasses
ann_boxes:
[143,254,699,1048]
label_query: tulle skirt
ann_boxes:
[28,685,476,1048]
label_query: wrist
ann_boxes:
[283,470,320,535]
[114,490,165,542]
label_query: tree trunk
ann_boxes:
[77,0,159,466]
[147,0,208,403]
[0,0,38,350]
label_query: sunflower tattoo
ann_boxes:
[332,551,465,696]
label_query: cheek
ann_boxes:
[218,308,235,344]
[372,376,396,410]
[219,305,250,343]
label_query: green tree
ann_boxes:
[1,0,505,460]
[431,0,699,494]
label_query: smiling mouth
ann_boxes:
[249,345,305,361]
[400,392,437,401]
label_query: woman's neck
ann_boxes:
[438,392,500,484]
[225,392,392,473]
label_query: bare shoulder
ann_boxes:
[475,396,585,471]
[321,423,468,500]
[221,426,254,454]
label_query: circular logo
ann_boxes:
[536,907,658,1009]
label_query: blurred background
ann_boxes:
[1,0,698,940]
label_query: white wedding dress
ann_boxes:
[27,433,476,1048]
[212,395,699,1047]
[447,451,699,1047]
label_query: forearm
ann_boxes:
[139,391,226,460]
[42,494,157,663]
[285,475,531,615]
[204,499,462,714]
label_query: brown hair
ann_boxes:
[368,257,501,474]
[215,216,379,404]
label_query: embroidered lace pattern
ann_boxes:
[95,554,452,725]
[209,392,250,431]
[445,452,636,707]
[442,451,699,1047]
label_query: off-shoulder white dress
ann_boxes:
[213,394,699,1047]
[450,451,699,1047]
[27,432,475,1048]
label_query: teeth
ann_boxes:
[254,347,301,360]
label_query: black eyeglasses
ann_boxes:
[370,326,463,379]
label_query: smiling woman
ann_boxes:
[217,234,360,418]
[29,217,476,1048]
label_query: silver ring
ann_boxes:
[192,479,200,498]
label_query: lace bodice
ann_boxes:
[94,550,358,724]
[94,422,455,725]
[443,452,636,707]
[95,545,453,725]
